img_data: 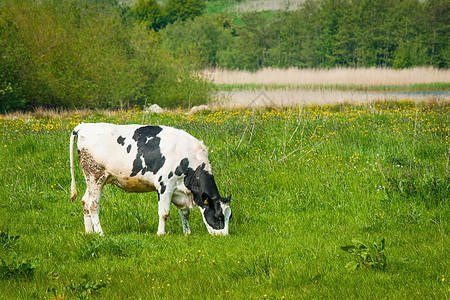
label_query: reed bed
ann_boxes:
[204,67,450,86]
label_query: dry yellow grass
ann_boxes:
[233,0,305,11]
[204,67,450,86]
[0,107,117,120]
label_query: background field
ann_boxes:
[0,100,449,298]
[206,67,450,107]
[2,0,449,112]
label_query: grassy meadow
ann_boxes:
[0,100,449,299]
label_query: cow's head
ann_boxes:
[180,159,232,236]
[199,195,231,236]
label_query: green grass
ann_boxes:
[215,82,450,92]
[0,100,449,299]
[205,0,238,15]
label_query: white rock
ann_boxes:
[189,105,210,114]
[145,104,165,114]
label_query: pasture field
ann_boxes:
[0,100,449,299]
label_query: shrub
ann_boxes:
[340,238,387,271]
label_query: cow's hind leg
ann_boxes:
[82,177,106,236]
[79,148,107,236]
[179,208,191,235]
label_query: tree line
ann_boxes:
[1,0,448,112]
[161,0,449,70]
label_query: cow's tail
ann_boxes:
[70,127,79,202]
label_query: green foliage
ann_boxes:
[177,0,450,69]
[0,258,37,279]
[0,229,38,280]
[341,238,387,271]
[0,0,212,112]
[0,230,20,249]
[165,0,206,23]
[48,274,107,299]
[130,0,205,31]
[131,0,165,31]
[160,16,234,68]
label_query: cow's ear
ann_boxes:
[220,195,231,204]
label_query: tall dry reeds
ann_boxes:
[204,67,450,86]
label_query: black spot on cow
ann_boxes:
[184,163,221,207]
[175,158,189,176]
[130,126,165,177]
[168,171,173,179]
[126,145,132,153]
[117,136,126,146]
[158,176,163,182]
[160,181,166,194]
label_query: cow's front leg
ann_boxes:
[157,191,172,236]
[179,208,191,235]
[89,197,104,236]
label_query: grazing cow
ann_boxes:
[69,123,231,236]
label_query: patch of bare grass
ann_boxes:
[204,67,450,86]
[233,0,305,11]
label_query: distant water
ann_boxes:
[216,90,450,107]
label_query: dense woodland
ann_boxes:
[0,0,448,112]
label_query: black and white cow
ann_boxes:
[69,123,231,236]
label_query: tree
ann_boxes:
[160,16,234,68]
[421,0,449,67]
[131,0,165,31]
[164,0,206,24]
